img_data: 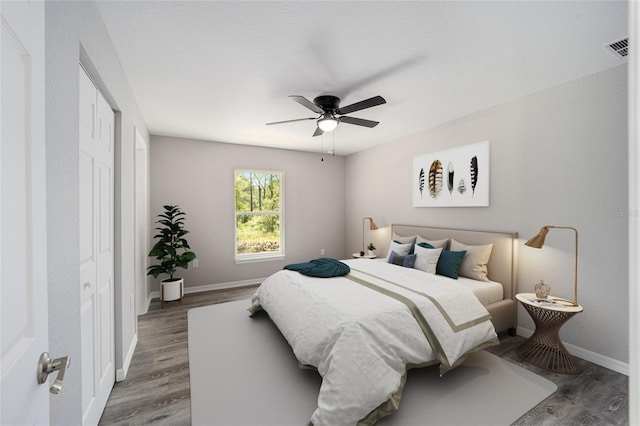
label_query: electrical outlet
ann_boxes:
[193,259,199,268]
[320,249,325,256]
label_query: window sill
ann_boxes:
[235,254,285,264]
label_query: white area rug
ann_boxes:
[188,299,557,426]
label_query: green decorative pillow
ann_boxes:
[388,251,417,268]
[435,250,467,279]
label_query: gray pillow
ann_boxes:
[388,251,417,268]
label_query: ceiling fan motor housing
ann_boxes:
[313,95,341,113]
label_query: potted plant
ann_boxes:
[147,205,197,306]
[367,242,376,257]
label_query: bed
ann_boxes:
[389,224,518,335]
[249,224,518,426]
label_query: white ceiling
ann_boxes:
[95,1,628,155]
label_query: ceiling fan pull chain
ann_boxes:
[332,131,335,157]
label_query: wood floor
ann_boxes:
[99,287,628,425]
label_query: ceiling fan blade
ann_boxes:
[312,126,324,137]
[336,95,386,115]
[339,116,379,128]
[266,117,316,125]
[289,95,324,114]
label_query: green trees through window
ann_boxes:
[234,170,283,259]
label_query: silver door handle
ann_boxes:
[37,352,70,394]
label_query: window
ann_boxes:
[234,170,284,262]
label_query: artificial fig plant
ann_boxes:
[147,205,197,280]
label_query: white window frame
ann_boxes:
[234,169,285,263]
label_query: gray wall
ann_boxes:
[345,65,629,365]
[149,136,345,291]
[45,1,148,422]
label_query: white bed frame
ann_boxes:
[391,224,518,334]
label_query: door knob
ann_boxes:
[37,352,70,394]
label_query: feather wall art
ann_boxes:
[428,160,443,199]
[470,155,478,196]
[458,179,466,195]
[412,141,489,207]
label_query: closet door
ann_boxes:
[79,65,115,425]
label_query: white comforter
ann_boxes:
[249,259,498,426]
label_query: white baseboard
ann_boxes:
[145,292,153,312]
[150,278,264,301]
[516,326,629,376]
[116,332,138,382]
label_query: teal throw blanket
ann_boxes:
[284,258,350,278]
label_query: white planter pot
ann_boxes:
[368,250,376,257]
[161,278,184,305]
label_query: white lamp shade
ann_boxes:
[317,116,338,132]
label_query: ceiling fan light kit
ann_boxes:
[266,94,386,137]
[317,114,338,132]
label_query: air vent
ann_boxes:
[605,38,628,59]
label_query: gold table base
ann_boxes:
[516,302,582,375]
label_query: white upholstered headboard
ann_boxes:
[391,224,518,301]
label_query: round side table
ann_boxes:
[351,253,377,259]
[515,293,583,374]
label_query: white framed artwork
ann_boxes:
[413,141,489,207]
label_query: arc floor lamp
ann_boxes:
[525,225,579,306]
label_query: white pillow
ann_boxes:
[386,241,412,261]
[413,244,443,274]
[416,235,449,249]
[392,233,417,244]
[449,239,493,281]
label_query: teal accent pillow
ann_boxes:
[435,250,467,279]
[388,250,417,268]
[417,242,435,249]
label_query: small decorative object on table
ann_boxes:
[367,242,376,257]
[534,280,550,298]
[352,251,377,259]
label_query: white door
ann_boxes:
[0,1,50,424]
[79,65,115,425]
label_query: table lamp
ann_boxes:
[361,217,378,255]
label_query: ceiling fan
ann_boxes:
[266,95,386,137]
